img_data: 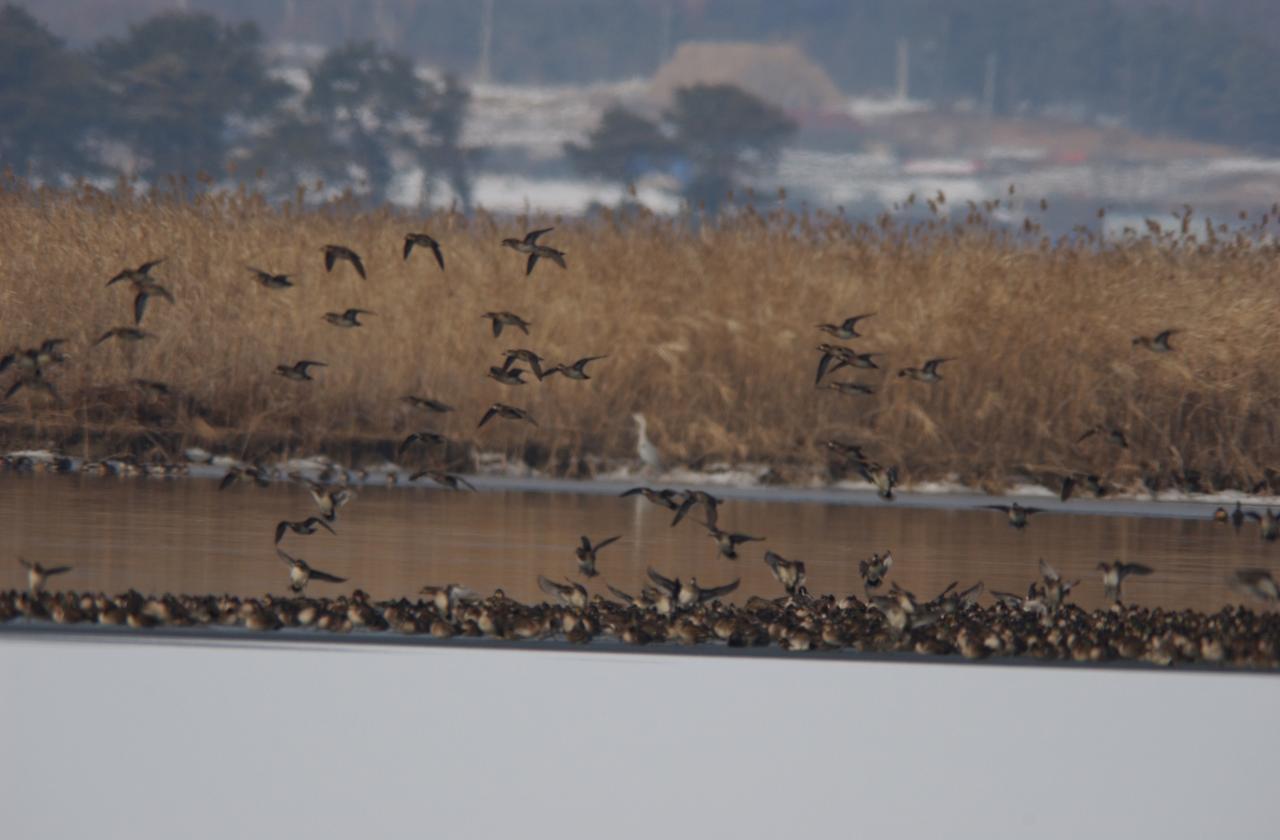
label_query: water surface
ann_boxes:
[0,473,1271,611]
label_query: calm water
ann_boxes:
[0,473,1272,611]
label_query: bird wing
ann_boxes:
[430,240,445,270]
[1039,557,1060,583]
[547,251,567,270]
[138,259,164,274]
[274,521,289,544]
[701,579,741,600]
[491,318,503,338]
[595,535,622,552]
[276,548,298,567]
[324,248,336,272]
[133,292,149,325]
[403,237,415,260]
[815,352,835,385]
[398,434,418,456]
[44,566,72,576]
[537,575,567,597]
[309,569,347,584]
[477,407,498,428]
[982,505,1012,512]
[524,227,553,244]
[313,517,336,534]
[646,567,678,595]
[525,253,539,276]
[218,471,238,491]
[579,535,592,552]
[455,476,477,491]
[350,252,367,279]
[606,584,635,605]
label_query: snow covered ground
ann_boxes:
[2,633,1276,839]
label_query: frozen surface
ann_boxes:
[2,635,1277,840]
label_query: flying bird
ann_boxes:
[1132,329,1178,352]
[982,502,1044,529]
[274,516,336,545]
[501,227,567,276]
[93,327,153,346]
[482,311,531,338]
[816,313,875,340]
[478,403,537,428]
[323,308,375,328]
[322,244,366,279]
[277,549,347,594]
[1097,560,1154,602]
[274,360,326,381]
[763,550,806,596]
[248,267,294,289]
[575,535,621,578]
[897,357,955,383]
[403,232,445,270]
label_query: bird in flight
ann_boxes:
[274,360,327,381]
[93,327,153,346]
[248,267,294,289]
[1132,329,1177,353]
[575,535,621,578]
[1097,560,1154,602]
[501,227,567,276]
[277,549,347,594]
[478,403,537,428]
[544,355,607,381]
[982,502,1044,529]
[323,308,375,328]
[322,244,366,279]
[19,557,71,593]
[897,357,955,383]
[816,312,875,340]
[403,232,445,270]
[482,311,531,338]
[274,516,336,545]
[764,550,806,596]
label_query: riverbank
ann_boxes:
[3,183,1279,495]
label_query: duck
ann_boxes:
[248,267,294,289]
[486,361,528,386]
[672,490,721,528]
[1232,568,1279,602]
[274,516,336,545]
[1076,425,1128,448]
[403,232,445,270]
[544,355,606,381]
[482,311,532,338]
[302,482,356,522]
[858,551,893,590]
[1132,329,1177,352]
[321,244,366,279]
[93,326,153,346]
[858,462,897,500]
[501,228,566,275]
[1035,558,1078,611]
[824,440,868,462]
[401,395,454,413]
[819,380,875,396]
[323,308,375,328]
[537,575,588,609]
[277,549,347,594]
[897,357,954,383]
[815,312,875,340]
[646,567,740,609]
[273,360,327,381]
[763,550,806,595]
[502,349,546,380]
[107,258,164,286]
[408,469,476,491]
[398,431,447,458]
[19,557,71,593]
[478,403,537,428]
[575,535,621,578]
[619,486,681,510]
[1097,560,1154,602]
[219,464,271,490]
[705,523,764,559]
[983,502,1044,529]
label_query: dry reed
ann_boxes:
[2,180,1279,492]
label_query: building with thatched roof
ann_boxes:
[651,42,844,113]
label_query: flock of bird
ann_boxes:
[2,228,1279,668]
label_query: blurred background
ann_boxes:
[5,0,1280,231]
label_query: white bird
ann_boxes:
[632,413,661,473]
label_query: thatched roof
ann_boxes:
[651,42,844,113]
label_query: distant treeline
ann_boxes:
[33,0,1280,151]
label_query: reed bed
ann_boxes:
[2,180,1279,492]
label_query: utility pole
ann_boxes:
[895,39,909,101]
[478,0,494,83]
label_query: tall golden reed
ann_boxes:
[1,180,1277,492]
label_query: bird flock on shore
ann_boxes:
[2,224,1279,667]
